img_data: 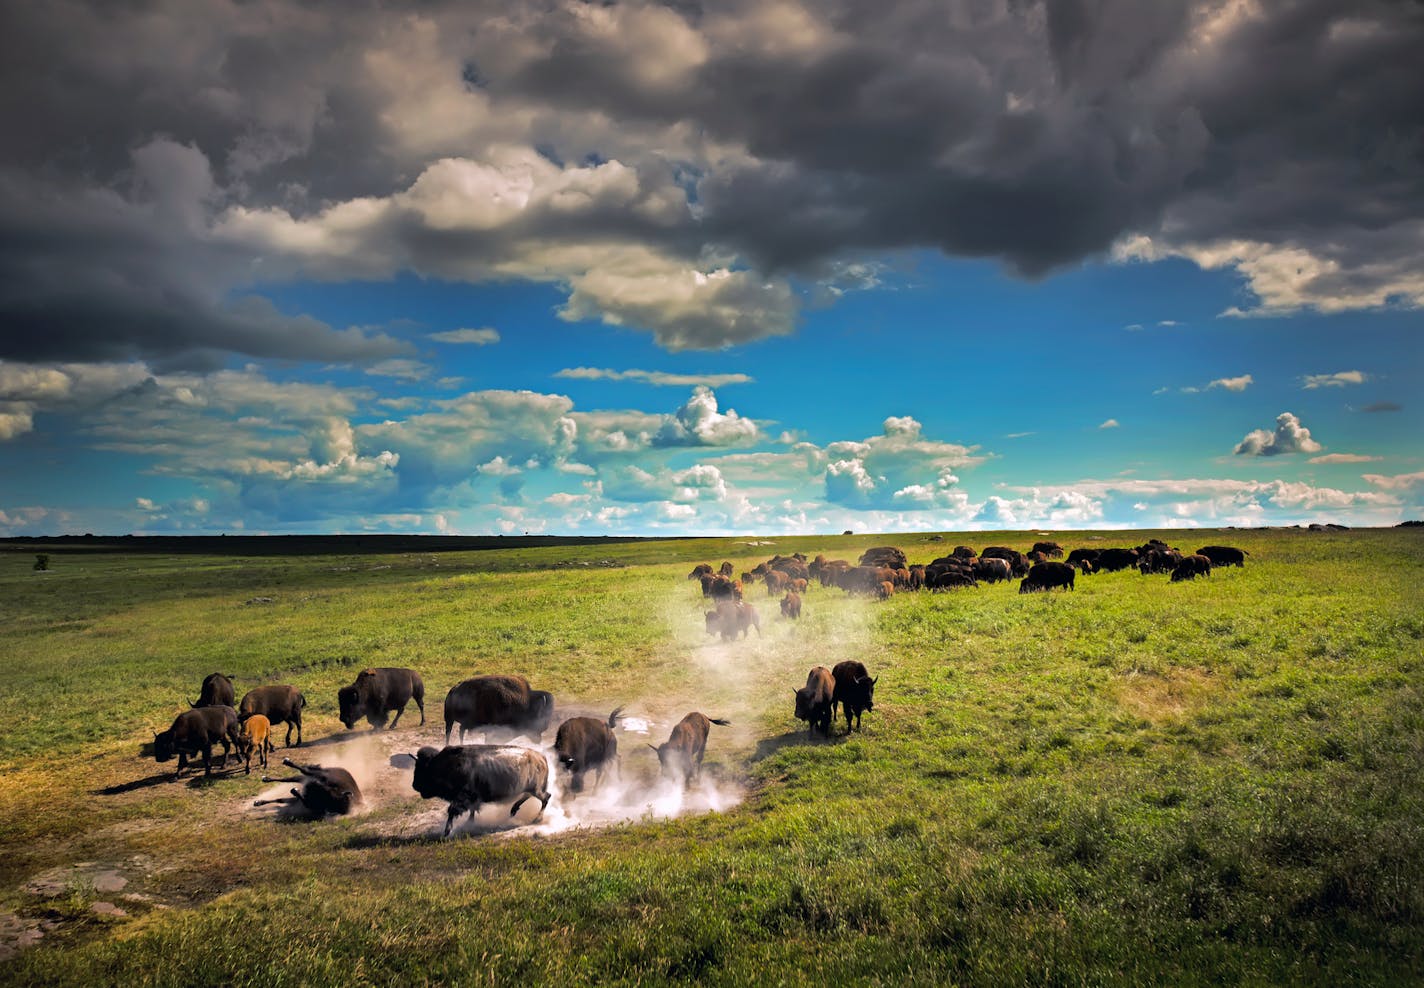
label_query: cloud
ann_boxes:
[653,387,759,447]
[1302,370,1369,389]
[1308,453,1382,464]
[1359,401,1402,413]
[1099,419,1120,429]
[555,368,754,388]
[365,359,432,381]
[1233,412,1323,457]
[1363,471,1424,492]
[1207,374,1253,392]
[429,328,500,345]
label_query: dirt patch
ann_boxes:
[1114,668,1216,723]
[0,911,55,962]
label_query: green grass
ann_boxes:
[1,528,1421,985]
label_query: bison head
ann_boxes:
[153,728,176,763]
[336,684,362,729]
[793,687,813,722]
[704,611,720,636]
[651,741,690,782]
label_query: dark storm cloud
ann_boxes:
[2,0,1421,358]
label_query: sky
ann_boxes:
[0,0,1420,537]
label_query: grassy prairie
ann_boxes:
[0,529,1421,985]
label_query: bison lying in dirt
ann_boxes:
[444,674,555,745]
[338,667,425,731]
[412,744,551,836]
[153,705,242,779]
[255,758,362,816]
[652,712,731,787]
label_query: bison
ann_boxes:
[794,666,835,738]
[688,563,713,581]
[1171,554,1213,582]
[412,744,551,836]
[859,546,908,570]
[1032,541,1064,558]
[652,713,730,787]
[237,714,273,774]
[925,567,977,591]
[255,758,362,816]
[705,600,761,640]
[444,675,554,745]
[191,672,235,709]
[1019,561,1076,593]
[1196,545,1247,567]
[972,557,1012,583]
[1138,548,1182,575]
[780,591,802,619]
[1094,548,1141,573]
[238,685,306,748]
[152,705,241,779]
[831,660,877,733]
[554,707,623,794]
[763,570,788,595]
[338,667,426,732]
[718,561,734,578]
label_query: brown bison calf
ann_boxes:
[780,591,802,619]
[875,580,894,600]
[238,714,274,774]
[651,712,731,787]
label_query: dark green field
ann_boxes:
[1,529,1421,985]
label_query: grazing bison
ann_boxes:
[255,758,362,816]
[859,546,908,570]
[780,591,802,619]
[908,564,925,591]
[1019,561,1076,593]
[554,707,623,794]
[444,675,555,745]
[831,660,877,733]
[237,714,273,774]
[652,713,730,786]
[794,666,836,738]
[338,667,426,731]
[763,570,788,595]
[972,557,1012,583]
[153,705,241,779]
[191,672,235,709]
[688,563,713,581]
[1067,548,1102,566]
[1138,549,1182,575]
[238,685,306,748]
[926,568,977,591]
[1197,545,1247,567]
[1032,541,1064,558]
[1094,548,1141,573]
[706,600,761,640]
[412,744,551,836]
[1171,554,1213,582]
[952,545,977,560]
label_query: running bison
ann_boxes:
[831,660,877,733]
[1196,546,1247,567]
[255,758,362,816]
[191,672,235,709]
[443,674,554,745]
[794,666,836,738]
[652,713,731,786]
[705,600,761,640]
[1171,554,1213,582]
[238,685,306,747]
[412,744,551,836]
[554,707,623,794]
[1019,561,1076,593]
[338,667,426,731]
[152,705,242,779]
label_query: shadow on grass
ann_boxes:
[750,728,846,762]
[93,761,249,795]
[343,832,444,850]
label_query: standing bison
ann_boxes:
[831,660,877,733]
[780,591,802,619]
[651,713,731,787]
[705,600,761,640]
[239,685,306,747]
[338,667,426,731]
[152,705,242,779]
[554,707,623,794]
[1019,561,1076,593]
[443,674,554,745]
[191,673,235,709]
[1171,554,1214,582]
[794,666,836,738]
[972,558,1011,583]
[255,758,362,816]
[412,745,551,836]
[1196,546,1247,567]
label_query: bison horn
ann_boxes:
[647,744,658,752]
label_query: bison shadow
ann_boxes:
[749,728,846,763]
[343,832,443,850]
[94,763,246,796]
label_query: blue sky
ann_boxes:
[1,1,1420,536]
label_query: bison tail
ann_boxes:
[607,706,625,729]
[709,718,732,727]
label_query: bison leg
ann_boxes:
[253,795,301,807]
[386,704,404,730]
[284,720,294,748]
[444,718,455,746]
[443,802,470,837]
[174,752,188,781]
[201,743,214,776]
[415,695,426,726]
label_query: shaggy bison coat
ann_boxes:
[255,758,362,816]
[412,744,551,836]
[338,667,426,731]
[972,557,1012,583]
[192,672,235,709]
[858,546,908,570]
[1171,554,1214,582]
[653,713,730,786]
[443,674,555,744]
[554,707,623,794]
[831,660,877,733]
[794,666,836,738]
[1019,561,1076,593]
[153,705,241,779]
[1196,545,1247,567]
[238,685,306,747]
